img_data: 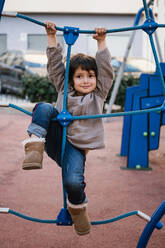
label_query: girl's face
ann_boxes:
[73,66,96,96]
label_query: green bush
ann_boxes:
[106,75,139,109]
[22,74,139,109]
[22,74,58,103]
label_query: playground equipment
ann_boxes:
[120,5,165,170]
[120,63,165,169]
[0,0,165,247]
[105,1,163,118]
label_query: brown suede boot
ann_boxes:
[22,138,45,170]
[68,206,91,235]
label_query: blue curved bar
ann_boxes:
[9,104,32,116]
[7,208,163,230]
[9,209,57,223]
[15,13,164,35]
[137,201,165,248]
[8,209,138,225]
[0,1,164,246]
[7,103,164,122]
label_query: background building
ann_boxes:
[0,0,164,67]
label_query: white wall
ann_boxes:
[3,0,142,14]
[0,13,143,58]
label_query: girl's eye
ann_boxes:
[89,74,95,78]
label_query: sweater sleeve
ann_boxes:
[46,43,65,92]
[95,47,114,99]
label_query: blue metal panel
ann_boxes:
[159,63,165,74]
[127,90,148,168]
[141,96,164,150]
[120,73,150,157]
[148,112,161,150]
[120,85,140,156]
[149,74,164,96]
[139,73,150,90]
[141,96,165,109]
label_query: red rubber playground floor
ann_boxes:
[0,107,165,248]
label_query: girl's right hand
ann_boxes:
[45,21,57,36]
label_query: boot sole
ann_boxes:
[22,163,42,170]
[76,229,90,236]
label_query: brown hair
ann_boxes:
[69,53,98,86]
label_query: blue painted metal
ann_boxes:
[149,35,165,95]
[142,18,158,35]
[63,44,71,112]
[7,101,163,122]
[127,90,149,168]
[137,201,165,248]
[9,209,57,223]
[7,208,163,229]
[56,208,72,225]
[142,0,150,19]
[0,0,5,19]
[61,127,67,209]
[121,64,165,169]
[57,110,73,127]
[9,103,32,116]
[0,1,164,246]
[63,26,79,45]
[5,12,162,35]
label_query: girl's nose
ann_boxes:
[83,77,88,83]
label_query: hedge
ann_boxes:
[22,74,58,103]
[22,74,139,109]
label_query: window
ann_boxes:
[0,34,7,54]
[27,34,64,52]
[87,34,132,57]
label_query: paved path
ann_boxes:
[0,107,165,248]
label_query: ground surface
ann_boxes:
[0,107,165,248]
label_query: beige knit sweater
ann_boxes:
[46,44,113,150]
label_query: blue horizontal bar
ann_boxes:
[16,13,159,34]
[91,211,138,225]
[71,106,162,121]
[8,209,163,229]
[9,209,57,223]
[7,104,163,121]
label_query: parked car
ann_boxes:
[0,50,47,95]
[0,50,47,76]
[0,62,26,95]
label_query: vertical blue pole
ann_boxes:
[142,0,150,19]
[61,127,67,209]
[63,44,72,111]
[61,44,72,209]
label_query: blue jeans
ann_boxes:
[27,102,87,205]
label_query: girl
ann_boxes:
[22,22,114,235]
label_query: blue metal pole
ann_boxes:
[71,105,163,121]
[63,45,71,111]
[4,13,147,34]
[1,12,164,35]
[137,201,165,248]
[6,103,163,121]
[61,127,67,209]
[142,0,150,19]
[60,44,72,209]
